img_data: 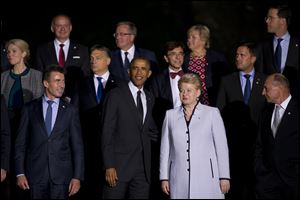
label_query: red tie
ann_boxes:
[58,44,65,67]
[170,70,184,79]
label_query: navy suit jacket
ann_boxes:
[109,47,159,81]
[14,97,84,184]
[183,49,231,106]
[255,98,299,187]
[256,35,299,99]
[35,41,90,100]
[101,82,158,182]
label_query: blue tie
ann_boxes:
[96,77,103,103]
[275,38,283,72]
[45,100,54,136]
[124,52,130,70]
[243,74,251,104]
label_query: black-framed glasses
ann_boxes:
[113,33,133,38]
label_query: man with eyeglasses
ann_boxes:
[256,3,299,101]
[109,21,159,82]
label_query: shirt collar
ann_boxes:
[279,94,292,110]
[128,81,144,94]
[94,71,110,81]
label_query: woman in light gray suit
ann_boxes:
[160,73,230,199]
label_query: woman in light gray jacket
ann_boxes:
[160,73,230,199]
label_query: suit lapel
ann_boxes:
[34,98,49,136]
[123,84,142,128]
[162,70,174,105]
[51,99,67,136]
[233,73,244,100]
[49,42,59,65]
[249,73,264,105]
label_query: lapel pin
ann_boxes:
[288,112,291,115]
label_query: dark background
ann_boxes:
[1,0,299,70]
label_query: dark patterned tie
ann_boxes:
[170,70,184,79]
[243,74,251,104]
[274,38,283,72]
[136,90,144,125]
[124,52,130,70]
[96,77,103,103]
[45,100,54,136]
[59,44,65,67]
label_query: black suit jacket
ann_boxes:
[1,95,10,172]
[14,97,84,184]
[216,72,266,173]
[101,82,158,182]
[217,71,266,125]
[35,41,90,100]
[183,49,232,106]
[149,68,187,130]
[256,35,299,99]
[255,98,299,187]
[109,47,159,81]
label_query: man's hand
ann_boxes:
[105,168,118,187]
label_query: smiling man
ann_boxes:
[101,57,158,199]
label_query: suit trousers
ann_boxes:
[102,155,150,199]
[30,169,69,199]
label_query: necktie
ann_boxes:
[272,104,281,136]
[124,52,130,70]
[45,100,54,136]
[274,38,283,72]
[243,74,251,104]
[96,77,103,103]
[170,70,184,79]
[59,44,65,67]
[136,90,144,125]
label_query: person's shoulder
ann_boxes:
[28,68,43,75]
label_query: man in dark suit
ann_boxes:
[149,41,186,199]
[256,4,299,100]
[76,45,119,198]
[35,14,90,103]
[109,21,159,82]
[1,94,10,183]
[255,73,299,199]
[217,42,266,200]
[101,57,158,199]
[14,66,84,199]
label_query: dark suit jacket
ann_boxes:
[101,82,158,182]
[149,68,187,130]
[256,35,299,99]
[35,41,90,100]
[1,95,10,172]
[216,72,266,175]
[109,47,159,81]
[217,71,266,125]
[14,97,84,184]
[255,99,299,188]
[183,49,232,106]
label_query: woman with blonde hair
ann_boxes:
[160,73,230,199]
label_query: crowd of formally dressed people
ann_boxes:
[1,3,299,200]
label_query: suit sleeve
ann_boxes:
[211,108,230,179]
[159,110,171,180]
[69,106,85,180]
[14,106,30,175]
[101,91,118,169]
[216,77,227,111]
[1,96,10,171]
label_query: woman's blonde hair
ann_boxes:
[187,24,210,49]
[6,39,30,63]
[178,73,202,92]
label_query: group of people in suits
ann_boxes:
[1,3,299,200]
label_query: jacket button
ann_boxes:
[187,159,189,161]
[187,169,190,171]
[186,131,189,134]
[186,149,189,152]
[187,140,189,143]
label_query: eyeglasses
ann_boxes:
[264,16,280,22]
[113,33,133,38]
[167,52,185,57]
